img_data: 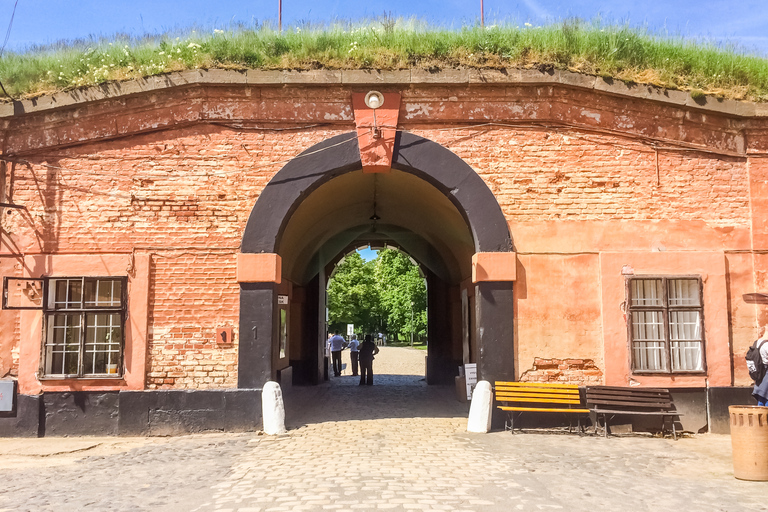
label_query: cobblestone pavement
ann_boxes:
[0,347,765,512]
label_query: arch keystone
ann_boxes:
[352,92,401,173]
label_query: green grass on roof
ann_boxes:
[2,19,767,102]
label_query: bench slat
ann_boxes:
[495,381,580,390]
[496,386,580,393]
[496,391,580,400]
[498,406,590,413]
[498,398,583,406]
[587,388,669,399]
[591,408,683,416]
[587,400,672,409]
[589,385,670,393]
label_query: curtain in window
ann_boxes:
[632,310,666,371]
[669,310,703,371]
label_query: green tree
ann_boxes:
[374,249,427,343]
[327,249,427,342]
[327,252,382,334]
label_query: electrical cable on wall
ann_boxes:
[0,119,753,204]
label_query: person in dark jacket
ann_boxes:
[358,334,380,386]
[752,325,768,406]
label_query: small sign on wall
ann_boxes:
[277,295,288,305]
[0,380,15,412]
[464,363,478,400]
[216,327,233,345]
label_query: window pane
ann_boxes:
[631,279,663,307]
[633,341,667,371]
[279,308,287,359]
[84,313,122,375]
[668,279,700,307]
[54,279,82,310]
[671,341,704,371]
[45,313,81,374]
[84,279,122,308]
[632,311,664,340]
[669,311,702,341]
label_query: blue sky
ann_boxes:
[4,1,768,56]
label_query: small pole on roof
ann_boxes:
[481,0,484,28]
[278,0,282,32]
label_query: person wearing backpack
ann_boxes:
[750,326,768,406]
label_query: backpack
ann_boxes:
[746,339,768,383]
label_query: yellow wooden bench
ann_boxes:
[494,381,589,433]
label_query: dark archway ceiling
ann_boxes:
[279,169,474,285]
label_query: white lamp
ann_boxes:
[364,91,384,109]
[364,91,385,139]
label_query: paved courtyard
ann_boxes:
[0,346,765,512]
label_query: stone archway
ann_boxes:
[239,131,515,389]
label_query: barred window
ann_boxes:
[628,276,705,373]
[44,277,126,377]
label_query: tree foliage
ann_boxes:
[327,249,427,342]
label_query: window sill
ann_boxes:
[37,376,129,393]
[631,371,707,376]
[39,375,124,381]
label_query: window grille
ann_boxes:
[43,277,126,377]
[628,276,704,373]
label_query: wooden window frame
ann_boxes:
[39,276,127,379]
[626,275,706,375]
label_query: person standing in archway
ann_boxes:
[329,332,346,377]
[359,334,380,386]
[347,334,360,377]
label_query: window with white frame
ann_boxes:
[43,277,126,377]
[628,276,705,373]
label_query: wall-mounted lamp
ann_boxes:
[364,90,384,109]
[364,91,385,139]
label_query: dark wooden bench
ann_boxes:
[494,381,589,433]
[586,386,683,439]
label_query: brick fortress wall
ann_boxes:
[1,73,765,388]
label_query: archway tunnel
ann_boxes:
[239,132,515,390]
[280,169,475,385]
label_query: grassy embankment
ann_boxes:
[1,19,767,102]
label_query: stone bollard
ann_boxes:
[262,381,287,435]
[467,380,493,433]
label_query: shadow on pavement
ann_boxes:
[283,374,469,429]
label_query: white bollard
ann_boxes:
[261,381,287,435]
[467,380,493,433]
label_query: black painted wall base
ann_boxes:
[708,387,754,434]
[119,389,263,436]
[0,395,42,437]
[1,389,263,437]
[42,392,120,436]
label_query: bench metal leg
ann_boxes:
[666,416,678,441]
[505,412,518,433]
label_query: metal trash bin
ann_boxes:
[730,405,768,481]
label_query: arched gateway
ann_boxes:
[238,131,516,389]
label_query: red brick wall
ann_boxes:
[519,357,603,385]
[146,252,239,389]
[420,129,749,225]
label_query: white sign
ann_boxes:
[0,380,14,412]
[464,363,478,400]
[347,324,355,336]
[277,295,288,305]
